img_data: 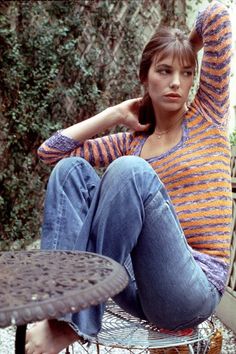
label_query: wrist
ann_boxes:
[105,106,124,126]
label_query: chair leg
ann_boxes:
[188,344,195,354]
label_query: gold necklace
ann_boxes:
[153,110,187,139]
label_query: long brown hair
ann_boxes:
[138,26,198,133]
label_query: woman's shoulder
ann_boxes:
[186,103,230,140]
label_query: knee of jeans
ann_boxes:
[106,156,151,177]
[103,156,158,198]
[50,157,90,183]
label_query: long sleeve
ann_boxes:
[193,1,232,127]
[37,130,133,167]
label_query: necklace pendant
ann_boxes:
[157,134,161,139]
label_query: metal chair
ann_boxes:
[74,300,222,354]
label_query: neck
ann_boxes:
[153,107,187,138]
[154,105,187,131]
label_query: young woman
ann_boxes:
[26,1,232,353]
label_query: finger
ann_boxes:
[136,123,151,132]
[25,339,36,354]
[25,342,33,354]
[129,97,142,103]
[25,329,36,354]
[129,97,143,112]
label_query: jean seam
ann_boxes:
[60,159,88,189]
[52,190,65,249]
[52,159,90,249]
[145,189,185,240]
[99,173,161,217]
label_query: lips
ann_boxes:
[164,93,181,98]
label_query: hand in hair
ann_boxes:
[116,98,150,132]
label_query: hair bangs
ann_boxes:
[154,41,197,72]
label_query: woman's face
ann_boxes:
[146,54,195,113]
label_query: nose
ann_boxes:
[170,72,180,89]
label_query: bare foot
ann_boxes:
[25,319,81,354]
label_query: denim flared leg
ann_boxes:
[41,156,220,339]
[41,157,100,250]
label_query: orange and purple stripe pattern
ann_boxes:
[38,2,232,293]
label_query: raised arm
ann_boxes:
[191,1,232,126]
[189,27,203,54]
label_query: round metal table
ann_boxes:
[0,250,129,354]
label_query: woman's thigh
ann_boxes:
[131,184,221,329]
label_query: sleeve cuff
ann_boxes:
[45,130,82,151]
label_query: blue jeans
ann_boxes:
[41,156,220,339]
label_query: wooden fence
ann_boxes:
[216,147,236,333]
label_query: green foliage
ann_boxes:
[0,0,149,249]
[230,130,236,146]
[0,0,192,249]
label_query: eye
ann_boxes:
[183,70,193,77]
[157,69,171,75]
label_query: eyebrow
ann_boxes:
[156,64,194,70]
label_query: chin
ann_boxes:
[152,99,186,113]
[163,103,184,112]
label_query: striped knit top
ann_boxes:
[38,1,232,294]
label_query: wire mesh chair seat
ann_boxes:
[85,300,222,354]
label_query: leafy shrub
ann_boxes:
[0,0,155,249]
[2,0,212,249]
